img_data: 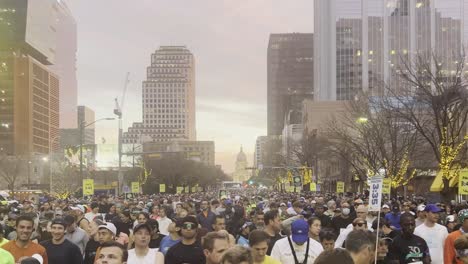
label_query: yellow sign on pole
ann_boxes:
[336,181,344,193]
[382,178,391,194]
[83,179,94,196]
[131,182,140,194]
[176,186,183,194]
[184,186,189,193]
[459,170,468,195]
[191,186,197,193]
[286,186,294,193]
[310,182,317,192]
[159,184,166,193]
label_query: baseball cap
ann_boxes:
[63,215,76,226]
[382,204,390,209]
[280,203,286,207]
[446,215,456,223]
[51,218,67,228]
[134,223,152,233]
[291,219,309,244]
[417,204,426,212]
[70,205,85,213]
[98,223,117,236]
[424,204,442,213]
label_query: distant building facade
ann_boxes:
[123,46,196,144]
[267,33,313,136]
[254,136,268,168]
[142,141,214,166]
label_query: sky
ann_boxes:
[66,0,314,173]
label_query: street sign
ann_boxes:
[336,181,344,193]
[131,182,139,194]
[369,177,383,212]
[83,179,94,196]
[159,184,166,193]
[382,178,391,194]
[122,185,130,193]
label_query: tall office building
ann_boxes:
[314,0,466,101]
[267,33,313,136]
[0,0,62,155]
[254,136,268,168]
[50,1,78,129]
[123,46,196,143]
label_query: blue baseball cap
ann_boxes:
[424,204,442,213]
[291,219,309,244]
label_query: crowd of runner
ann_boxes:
[1,190,468,263]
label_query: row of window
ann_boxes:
[144,105,187,111]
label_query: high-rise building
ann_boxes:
[78,106,95,145]
[0,0,61,155]
[267,33,313,136]
[50,1,77,129]
[123,46,196,143]
[314,0,466,101]
[254,136,268,168]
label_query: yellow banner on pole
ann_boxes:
[286,186,294,193]
[191,186,197,193]
[336,181,344,193]
[131,182,140,194]
[184,186,189,193]
[176,186,183,194]
[159,184,166,193]
[309,182,317,192]
[83,179,94,196]
[382,178,391,194]
[459,170,468,195]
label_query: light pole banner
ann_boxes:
[336,181,344,193]
[382,178,391,194]
[309,182,317,192]
[459,170,468,195]
[83,179,94,196]
[369,176,383,212]
[159,184,166,193]
[131,182,140,194]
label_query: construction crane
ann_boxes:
[115,72,130,195]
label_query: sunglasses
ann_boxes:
[354,223,366,227]
[182,223,196,230]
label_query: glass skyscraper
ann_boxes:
[314,0,467,101]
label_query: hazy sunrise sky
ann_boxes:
[66,0,314,173]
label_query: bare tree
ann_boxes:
[0,155,24,194]
[326,94,422,193]
[380,53,468,194]
[50,157,80,199]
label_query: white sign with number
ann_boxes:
[369,176,383,212]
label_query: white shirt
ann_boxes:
[414,222,448,264]
[157,217,172,236]
[271,236,323,264]
[127,248,159,264]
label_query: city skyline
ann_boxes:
[66,0,314,172]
